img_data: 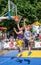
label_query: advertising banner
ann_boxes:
[35,41,41,48]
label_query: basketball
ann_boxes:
[15,18,19,23]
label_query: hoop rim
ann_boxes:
[12,15,22,22]
[12,15,22,19]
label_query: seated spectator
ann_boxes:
[9,34,14,41]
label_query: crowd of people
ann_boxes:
[0,18,41,57]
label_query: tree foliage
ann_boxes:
[0,0,41,33]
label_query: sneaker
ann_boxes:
[18,54,22,57]
[28,51,32,56]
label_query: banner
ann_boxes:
[35,41,41,48]
[4,41,16,49]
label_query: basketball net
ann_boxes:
[12,16,22,23]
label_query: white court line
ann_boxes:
[0,50,18,64]
[0,58,10,64]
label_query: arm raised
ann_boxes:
[17,23,23,31]
[14,28,23,34]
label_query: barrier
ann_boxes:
[3,41,16,49]
[34,41,41,48]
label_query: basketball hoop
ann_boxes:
[12,16,22,23]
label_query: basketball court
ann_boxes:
[0,50,41,65]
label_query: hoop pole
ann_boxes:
[8,0,11,18]
[8,0,10,11]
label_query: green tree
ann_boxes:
[0,0,41,33]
